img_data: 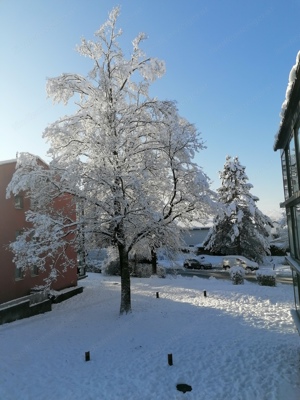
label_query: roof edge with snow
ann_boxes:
[0,154,49,168]
[274,51,300,151]
[0,159,17,166]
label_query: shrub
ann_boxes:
[132,263,166,278]
[256,270,276,286]
[131,262,150,277]
[85,248,108,272]
[270,245,288,256]
[102,260,166,278]
[85,259,103,273]
[102,260,121,276]
[101,246,120,275]
[230,266,245,285]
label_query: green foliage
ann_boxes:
[256,273,276,287]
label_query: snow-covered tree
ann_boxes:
[7,7,213,314]
[204,156,272,262]
[270,212,289,253]
[5,155,78,288]
[132,114,214,274]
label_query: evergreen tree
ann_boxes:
[205,156,272,262]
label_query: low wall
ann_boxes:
[52,286,83,303]
[0,299,52,325]
[0,286,83,325]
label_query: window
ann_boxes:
[281,150,289,200]
[30,196,38,210]
[15,230,23,239]
[287,208,295,258]
[287,134,299,196]
[15,231,25,279]
[294,205,300,259]
[292,269,300,319]
[31,265,39,276]
[14,195,23,209]
[15,267,24,280]
[290,205,300,260]
[297,125,300,178]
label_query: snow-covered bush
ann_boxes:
[256,270,276,287]
[230,266,245,285]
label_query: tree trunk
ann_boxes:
[118,243,131,314]
[151,248,157,275]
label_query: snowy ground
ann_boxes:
[1,264,300,399]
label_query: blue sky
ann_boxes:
[1,0,299,216]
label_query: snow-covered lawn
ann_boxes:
[1,272,300,400]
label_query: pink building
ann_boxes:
[0,158,78,306]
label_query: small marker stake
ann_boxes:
[204,290,207,297]
[156,292,159,298]
[85,351,90,362]
[168,353,173,366]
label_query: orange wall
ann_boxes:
[0,160,77,304]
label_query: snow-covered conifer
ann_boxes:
[204,156,272,262]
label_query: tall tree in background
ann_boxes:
[7,7,213,314]
[204,156,272,262]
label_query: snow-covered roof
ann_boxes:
[274,51,300,150]
[178,219,213,230]
[0,154,49,168]
[279,51,300,122]
[0,159,17,166]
